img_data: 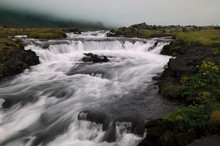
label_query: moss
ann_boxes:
[161,84,182,100]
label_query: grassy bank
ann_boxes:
[111,23,220,145]
[0,28,58,79]
[108,23,220,47]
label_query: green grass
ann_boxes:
[112,24,220,47]
[175,30,220,46]
[0,28,67,39]
[163,61,220,132]
[0,38,17,50]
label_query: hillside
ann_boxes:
[0,8,105,29]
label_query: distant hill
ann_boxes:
[0,8,106,29]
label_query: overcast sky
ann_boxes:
[0,0,219,27]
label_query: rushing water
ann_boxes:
[0,31,179,146]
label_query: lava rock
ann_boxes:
[174,131,198,146]
[157,130,175,146]
[145,119,162,128]
[188,135,220,146]
[147,127,162,139]
[82,53,109,63]
[0,47,39,80]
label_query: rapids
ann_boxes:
[0,31,179,146]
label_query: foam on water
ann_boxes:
[0,31,177,146]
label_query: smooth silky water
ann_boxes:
[0,31,179,146]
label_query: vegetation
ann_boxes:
[162,61,220,103]
[162,61,220,133]
[0,28,69,39]
[109,23,220,47]
[175,31,220,46]
[165,104,210,132]
[109,22,220,145]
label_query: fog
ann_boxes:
[0,0,219,26]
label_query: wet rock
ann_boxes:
[158,45,213,98]
[158,120,174,131]
[2,99,13,108]
[66,28,81,34]
[78,109,111,130]
[174,131,198,146]
[187,135,220,146]
[107,29,116,37]
[147,127,162,139]
[157,130,175,146]
[145,119,162,128]
[0,47,39,80]
[115,116,145,136]
[82,53,109,63]
[138,137,157,146]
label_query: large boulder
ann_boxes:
[82,53,109,63]
[0,47,39,80]
[174,131,198,146]
[157,130,175,146]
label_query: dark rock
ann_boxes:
[66,28,81,34]
[138,137,157,146]
[145,119,162,128]
[157,130,175,146]
[158,120,174,131]
[0,47,39,80]
[82,53,109,63]
[187,135,220,146]
[107,29,116,37]
[82,56,92,62]
[158,45,213,99]
[147,127,162,140]
[2,99,13,108]
[174,131,198,146]
[149,42,159,51]
[152,75,161,81]
[84,53,94,56]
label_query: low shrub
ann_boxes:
[165,105,210,132]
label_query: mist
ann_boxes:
[0,0,220,27]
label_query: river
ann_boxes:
[0,31,179,146]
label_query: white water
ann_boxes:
[0,31,178,146]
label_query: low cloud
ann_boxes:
[0,0,219,26]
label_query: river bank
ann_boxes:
[0,25,219,145]
[0,27,84,80]
[107,23,220,146]
[0,30,180,146]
